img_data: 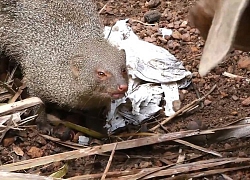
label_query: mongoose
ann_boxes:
[0,0,128,128]
[188,0,250,76]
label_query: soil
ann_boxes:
[0,0,250,179]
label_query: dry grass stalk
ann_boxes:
[173,139,222,157]
[68,158,250,180]
[0,129,212,172]
[101,143,118,180]
[0,171,62,180]
[0,97,43,116]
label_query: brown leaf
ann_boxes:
[13,145,24,157]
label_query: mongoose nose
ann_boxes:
[117,84,128,93]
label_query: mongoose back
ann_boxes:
[0,0,128,124]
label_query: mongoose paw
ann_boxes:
[37,121,54,135]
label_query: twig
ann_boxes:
[150,84,217,131]
[221,174,233,180]
[7,64,18,83]
[2,122,248,172]
[160,122,222,157]
[0,130,213,172]
[176,148,185,164]
[0,171,61,180]
[8,83,26,103]
[101,143,117,180]
[130,19,157,26]
[0,81,16,95]
[173,139,222,157]
[0,115,13,143]
[18,114,38,126]
[222,71,250,82]
[191,82,204,109]
[188,165,250,179]
[99,0,111,14]
[68,158,250,180]
[141,157,250,179]
[0,97,43,116]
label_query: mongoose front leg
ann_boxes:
[35,105,54,135]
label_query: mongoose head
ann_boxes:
[0,0,129,110]
[69,40,128,108]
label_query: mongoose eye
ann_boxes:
[97,71,106,77]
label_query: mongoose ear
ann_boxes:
[196,0,249,76]
[70,56,84,79]
[120,49,126,55]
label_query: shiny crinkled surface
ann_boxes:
[104,20,192,133]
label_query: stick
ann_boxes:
[150,85,217,131]
[101,143,117,180]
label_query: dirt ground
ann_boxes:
[1,0,250,179]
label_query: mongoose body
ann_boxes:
[0,0,128,121]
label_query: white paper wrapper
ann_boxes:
[104,19,192,133]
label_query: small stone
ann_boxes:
[167,40,174,49]
[181,33,191,42]
[174,21,180,25]
[154,160,163,167]
[158,36,167,43]
[231,111,238,116]
[196,120,207,130]
[3,137,15,147]
[207,95,213,101]
[181,89,188,94]
[134,164,139,169]
[172,100,181,111]
[180,21,187,28]
[192,71,199,77]
[146,0,161,8]
[172,30,181,39]
[227,65,234,73]
[190,46,198,52]
[224,143,231,149]
[238,57,250,70]
[174,24,179,29]
[194,119,202,127]
[189,29,195,34]
[220,91,229,98]
[178,27,186,33]
[27,146,44,158]
[204,99,212,106]
[172,42,180,50]
[179,92,185,101]
[36,136,47,145]
[167,22,174,28]
[144,10,161,23]
[144,36,156,43]
[242,97,250,106]
[187,121,199,130]
[139,161,152,168]
[238,151,247,157]
[232,95,239,101]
